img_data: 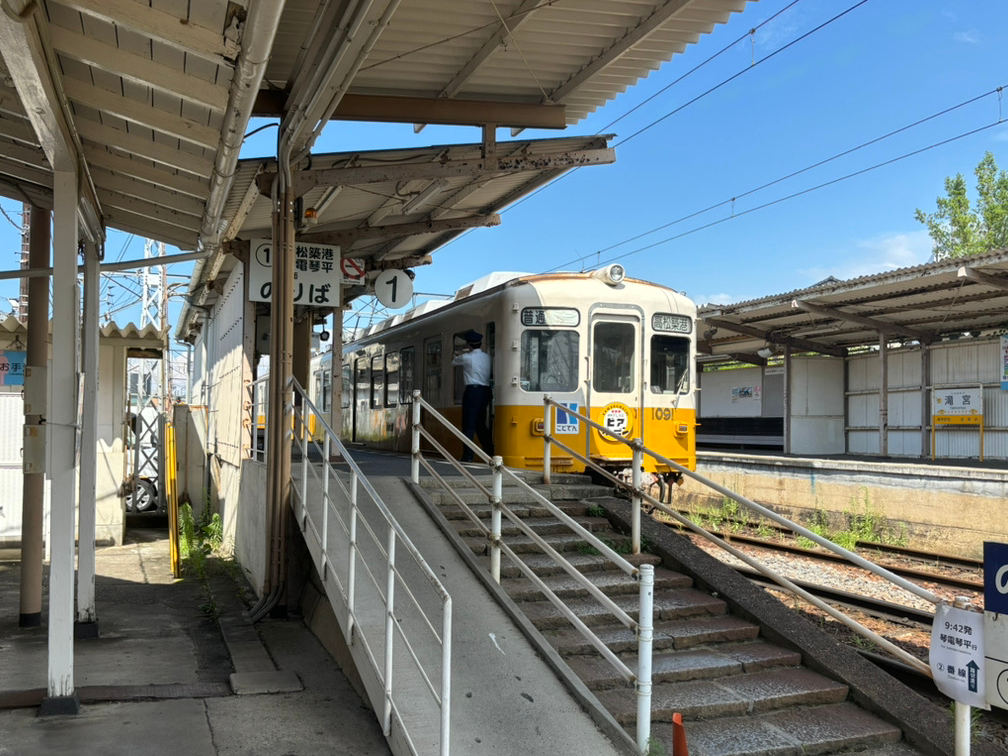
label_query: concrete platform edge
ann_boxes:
[404,477,640,756]
[601,497,1001,756]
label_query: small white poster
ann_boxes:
[930,603,988,708]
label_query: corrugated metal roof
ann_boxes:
[0,315,164,345]
[0,0,749,253]
[698,248,1008,362]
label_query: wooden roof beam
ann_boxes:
[253,91,566,131]
[957,265,1008,292]
[702,316,847,358]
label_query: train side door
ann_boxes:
[587,313,644,462]
[421,337,443,448]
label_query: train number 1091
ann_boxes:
[651,408,675,421]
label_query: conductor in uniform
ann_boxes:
[453,329,494,462]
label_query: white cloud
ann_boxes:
[993,128,1008,142]
[954,30,980,44]
[797,230,932,283]
[692,292,736,307]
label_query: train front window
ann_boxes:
[593,322,635,393]
[520,330,578,392]
[650,335,690,394]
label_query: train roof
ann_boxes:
[345,268,693,346]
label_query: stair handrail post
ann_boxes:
[347,470,359,639]
[631,441,643,554]
[382,521,397,734]
[490,455,503,583]
[953,596,972,756]
[321,432,330,579]
[543,395,552,485]
[411,390,422,483]
[299,404,309,523]
[637,562,654,754]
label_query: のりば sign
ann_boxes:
[248,239,365,306]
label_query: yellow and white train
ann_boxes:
[311,265,697,478]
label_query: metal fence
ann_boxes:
[408,390,655,754]
[535,395,975,756]
[289,380,453,756]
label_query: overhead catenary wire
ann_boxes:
[571,119,1006,273]
[548,84,1008,271]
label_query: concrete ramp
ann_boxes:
[292,463,630,756]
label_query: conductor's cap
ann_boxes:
[464,329,483,344]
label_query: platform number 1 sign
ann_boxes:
[374,269,413,309]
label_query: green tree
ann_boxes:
[914,152,1008,260]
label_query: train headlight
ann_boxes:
[593,263,626,286]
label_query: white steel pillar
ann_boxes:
[782,346,792,455]
[77,238,100,631]
[920,343,930,458]
[43,167,81,714]
[878,334,888,457]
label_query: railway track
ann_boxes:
[662,519,984,594]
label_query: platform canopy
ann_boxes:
[0,0,750,259]
[698,247,1008,364]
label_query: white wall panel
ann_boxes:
[205,264,248,545]
[698,367,763,418]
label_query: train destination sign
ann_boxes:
[248,239,366,305]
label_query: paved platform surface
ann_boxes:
[0,528,392,756]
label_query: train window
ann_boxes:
[385,351,400,407]
[355,360,369,412]
[400,347,415,403]
[424,339,442,402]
[520,330,579,392]
[341,364,351,409]
[313,374,323,410]
[593,322,635,393]
[650,336,690,394]
[321,370,332,412]
[371,355,385,409]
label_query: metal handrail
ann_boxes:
[409,390,655,755]
[283,379,452,756]
[539,395,942,675]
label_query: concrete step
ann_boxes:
[519,588,726,630]
[427,484,612,507]
[565,641,801,690]
[453,515,612,540]
[501,565,693,603]
[418,472,594,490]
[651,702,903,756]
[439,500,593,521]
[548,615,762,656]
[492,550,662,579]
[598,667,849,724]
[463,531,591,556]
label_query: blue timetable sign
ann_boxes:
[0,350,25,386]
[985,542,1008,615]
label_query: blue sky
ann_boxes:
[1,0,1006,328]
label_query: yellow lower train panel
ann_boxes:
[495,404,696,474]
